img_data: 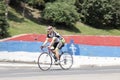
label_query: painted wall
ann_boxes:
[1,34,120,57]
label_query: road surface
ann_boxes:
[0,63,120,80]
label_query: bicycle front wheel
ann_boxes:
[38,52,52,71]
[59,52,73,70]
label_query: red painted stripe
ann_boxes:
[64,35,120,46]
[3,34,120,46]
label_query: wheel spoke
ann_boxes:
[38,53,52,71]
[59,52,73,70]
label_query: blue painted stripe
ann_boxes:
[0,41,42,52]
[0,41,120,57]
[79,45,120,57]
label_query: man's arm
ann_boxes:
[49,37,57,47]
[42,38,49,46]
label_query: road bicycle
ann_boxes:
[37,46,73,71]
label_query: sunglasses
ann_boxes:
[47,28,52,30]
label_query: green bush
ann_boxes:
[56,0,76,5]
[78,0,120,29]
[42,2,80,26]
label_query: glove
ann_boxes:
[40,46,44,49]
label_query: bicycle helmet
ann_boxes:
[47,26,53,30]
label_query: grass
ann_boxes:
[9,19,46,35]
[8,7,120,36]
[8,7,46,36]
[74,22,120,36]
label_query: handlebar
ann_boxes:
[40,46,54,53]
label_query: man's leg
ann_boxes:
[55,41,64,60]
[54,48,60,60]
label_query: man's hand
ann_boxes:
[40,46,44,49]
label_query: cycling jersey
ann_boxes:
[47,31,65,43]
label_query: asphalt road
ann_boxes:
[0,64,120,80]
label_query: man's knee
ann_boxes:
[55,48,59,52]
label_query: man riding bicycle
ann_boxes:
[41,26,65,64]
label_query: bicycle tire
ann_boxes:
[38,52,52,71]
[59,52,73,70]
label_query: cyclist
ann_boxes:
[41,26,65,64]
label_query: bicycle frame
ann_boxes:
[41,46,55,57]
[38,46,73,71]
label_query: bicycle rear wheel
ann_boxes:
[38,52,52,71]
[59,52,73,70]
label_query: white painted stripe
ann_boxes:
[0,51,120,68]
